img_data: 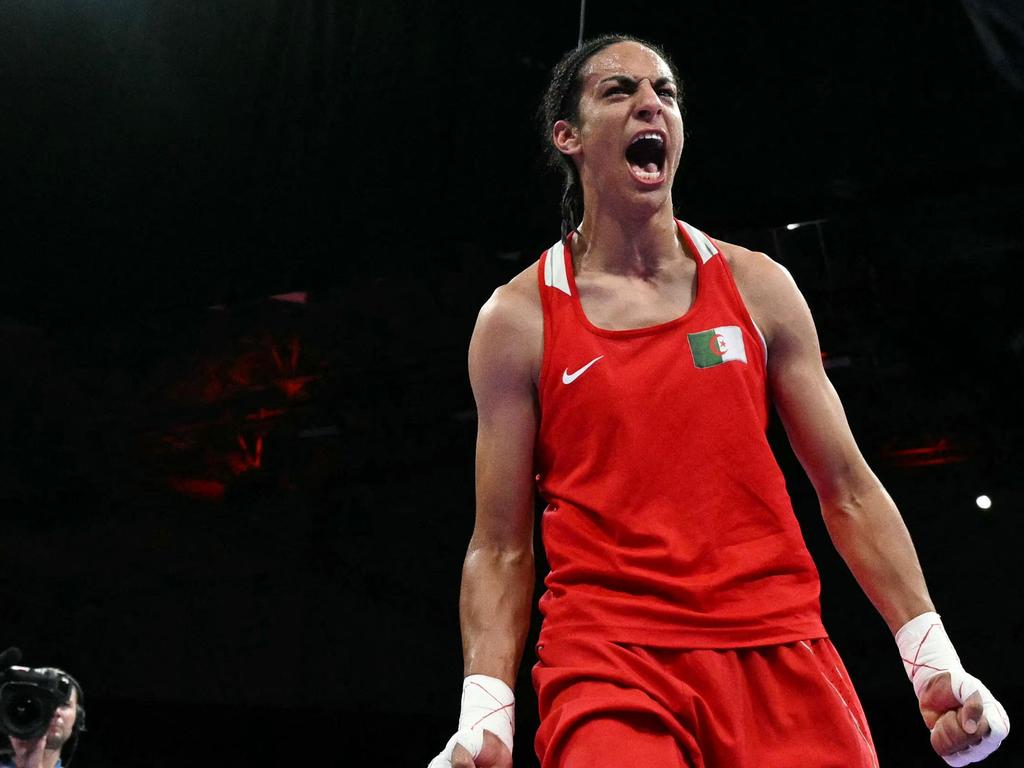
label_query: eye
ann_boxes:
[659,88,676,100]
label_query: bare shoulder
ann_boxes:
[709,236,805,343]
[478,261,542,327]
[474,261,542,351]
[470,261,544,390]
[710,237,795,295]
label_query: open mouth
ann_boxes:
[625,132,666,183]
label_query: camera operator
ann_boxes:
[0,660,84,768]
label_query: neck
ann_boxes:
[575,201,683,277]
[15,748,60,768]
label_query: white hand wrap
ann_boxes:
[427,675,515,767]
[896,612,1010,766]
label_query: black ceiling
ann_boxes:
[2,0,1023,316]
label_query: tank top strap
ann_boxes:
[677,219,769,366]
[677,218,720,266]
[537,235,576,326]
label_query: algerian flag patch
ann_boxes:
[688,326,747,368]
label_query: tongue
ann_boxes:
[644,162,658,173]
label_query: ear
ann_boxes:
[552,119,582,157]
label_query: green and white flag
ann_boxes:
[688,326,747,368]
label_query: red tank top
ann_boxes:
[534,220,826,648]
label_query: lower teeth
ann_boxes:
[631,163,660,179]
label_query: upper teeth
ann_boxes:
[631,132,664,145]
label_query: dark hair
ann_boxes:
[538,34,684,241]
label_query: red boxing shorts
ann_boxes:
[532,636,878,768]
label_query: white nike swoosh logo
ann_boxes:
[562,355,604,384]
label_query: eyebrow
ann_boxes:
[597,75,676,89]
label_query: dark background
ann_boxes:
[1,0,1022,765]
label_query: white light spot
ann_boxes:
[976,495,992,510]
[786,223,800,230]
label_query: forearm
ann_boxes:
[459,540,535,688]
[821,475,934,634]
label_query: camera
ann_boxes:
[0,666,75,741]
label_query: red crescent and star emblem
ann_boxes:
[709,333,728,356]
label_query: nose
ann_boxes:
[633,79,662,121]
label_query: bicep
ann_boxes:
[766,273,876,504]
[467,293,539,550]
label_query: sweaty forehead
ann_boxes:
[581,42,672,84]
